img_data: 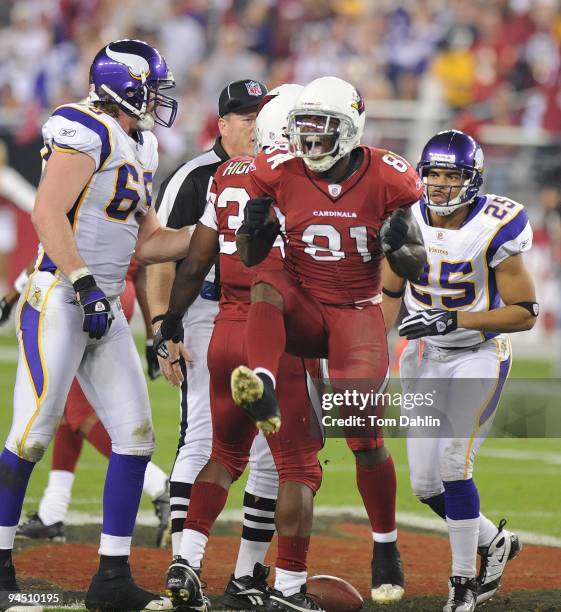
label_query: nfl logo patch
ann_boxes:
[245,81,262,97]
[328,184,342,198]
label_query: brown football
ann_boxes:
[307,575,364,612]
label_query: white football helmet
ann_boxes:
[255,83,304,151]
[287,76,366,172]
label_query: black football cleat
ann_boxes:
[443,576,478,612]
[265,586,324,611]
[477,518,521,604]
[85,563,173,611]
[164,556,208,611]
[16,512,65,542]
[231,367,281,434]
[222,562,271,609]
[371,540,405,603]
[153,482,171,548]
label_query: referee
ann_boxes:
[148,80,280,607]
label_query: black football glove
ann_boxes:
[243,197,273,234]
[145,339,161,380]
[73,275,113,340]
[0,297,13,325]
[378,209,409,253]
[153,313,183,359]
[398,308,458,340]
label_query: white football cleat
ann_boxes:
[477,518,521,604]
[443,576,477,612]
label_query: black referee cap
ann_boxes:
[218,79,268,117]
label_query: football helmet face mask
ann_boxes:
[89,39,178,130]
[417,130,484,216]
[287,76,365,173]
[255,83,304,152]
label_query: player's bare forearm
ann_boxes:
[132,265,154,338]
[135,214,192,264]
[457,306,536,333]
[147,262,176,324]
[31,150,94,276]
[459,253,537,333]
[381,259,405,331]
[32,207,86,276]
[168,224,219,317]
[236,221,279,266]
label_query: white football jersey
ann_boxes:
[37,103,158,296]
[403,194,532,348]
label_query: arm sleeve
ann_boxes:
[43,106,112,170]
[487,208,532,268]
[155,172,201,229]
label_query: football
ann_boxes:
[307,575,364,612]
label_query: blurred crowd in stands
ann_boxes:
[1,0,561,358]
[1,0,561,148]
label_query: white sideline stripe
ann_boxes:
[479,448,561,465]
[60,508,561,548]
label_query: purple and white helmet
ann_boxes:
[417,130,484,216]
[89,39,177,130]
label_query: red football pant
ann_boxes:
[207,319,323,490]
[247,269,389,451]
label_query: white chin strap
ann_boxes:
[97,74,155,131]
[303,153,340,172]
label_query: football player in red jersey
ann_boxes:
[155,85,325,612]
[231,77,427,604]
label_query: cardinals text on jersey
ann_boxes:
[248,146,423,305]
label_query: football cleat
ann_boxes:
[164,556,208,611]
[477,519,521,604]
[16,512,66,542]
[222,563,271,609]
[231,367,281,434]
[371,541,405,604]
[153,482,171,548]
[443,576,478,612]
[85,563,173,611]
[265,586,325,611]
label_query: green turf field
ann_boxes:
[1,332,560,540]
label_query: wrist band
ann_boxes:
[513,301,539,317]
[382,286,405,298]
[68,267,91,284]
[151,314,166,325]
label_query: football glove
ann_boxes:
[398,308,458,340]
[0,297,13,325]
[73,275,113,340]
[243,197,273,234]
[145,339,161,380]
[378,208,409,254]
[153,312,183,359]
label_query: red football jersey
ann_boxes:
[249,145,424,305]
[202,156,284,321]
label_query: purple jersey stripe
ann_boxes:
[38,251,57,273]
[20,302,45,398]
[486,208,529,265]
[52,106,111,168]
[478,355,511,427]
